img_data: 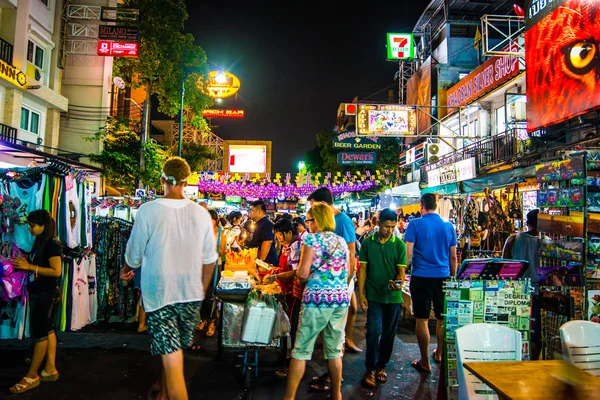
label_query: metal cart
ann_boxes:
[215,291,288,389]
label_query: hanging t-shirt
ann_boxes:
[64,181,81,249]
[84,183,93,247]
[86,254,98,324]
[0,298,29,339]
[8,177,44,252]
[70,257,90,331]
[437,197,454,221]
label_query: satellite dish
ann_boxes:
[113,76,126,89]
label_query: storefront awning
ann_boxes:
[391,182,421,197]
[421,182,460,195]
[461,166,536,194]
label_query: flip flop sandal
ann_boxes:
[40,370,60,382]
[432,349,442,364]
[10,377,40,394]
[273,367,289,379]
[410,360,432,374]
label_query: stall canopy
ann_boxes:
[461,166,536,194]
[391,182,421,197]
[421,182,460,196]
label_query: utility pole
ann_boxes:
[139,97,149,189]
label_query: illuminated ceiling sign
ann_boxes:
[207,71,241,98]
[386,33,415,60]
[202,109,244,119]
[0,59,26,87]
[97,41,139,57]
[357,104,417,136]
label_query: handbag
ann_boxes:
[469,232,481,248]
[508,183,523,219]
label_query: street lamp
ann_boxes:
[298,161,306,171]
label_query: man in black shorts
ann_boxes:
[404,194,457,373]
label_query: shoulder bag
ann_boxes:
[508,183,523,220]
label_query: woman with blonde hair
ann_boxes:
[284,202,349,400]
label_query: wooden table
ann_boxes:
[463,360,600,399]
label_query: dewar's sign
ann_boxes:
[337,152,376,165]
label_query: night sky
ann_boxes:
[184,2,430,173]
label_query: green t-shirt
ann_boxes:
[359,234,407,304]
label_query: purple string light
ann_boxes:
[196,180,380,198]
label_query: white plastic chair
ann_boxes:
[455,323,522,400]
[560,320,600,376]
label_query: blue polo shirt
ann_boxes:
[404,213,457,278]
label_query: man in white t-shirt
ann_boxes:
[120,157,217,400]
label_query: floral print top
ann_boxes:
[302,231,349,308]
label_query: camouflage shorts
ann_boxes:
[146,301,201,356]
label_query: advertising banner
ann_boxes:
[357,104,417,136]
[0,59,27,87]
[207,71,241,98]
[406,57,431,135]
[427,157,477,186]
[337,152,376,165]
[525,0,600,132]
[524,0,567,31]
[332,130,381,150]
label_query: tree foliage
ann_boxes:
[88,118,166,192]
[114,0,213,124]
[167,140,218,172]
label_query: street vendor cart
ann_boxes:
[214,249,289,389]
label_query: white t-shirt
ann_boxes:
[70,258,89,331]
[65,183,81,249]
[124,198,218,312]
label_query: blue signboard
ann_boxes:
[337,152,377,165]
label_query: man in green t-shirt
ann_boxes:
[358,208,406,388]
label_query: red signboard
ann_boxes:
[525,0,600,132]
[447,43,520,107]
[202,109,244,119]
[97,41,139,57]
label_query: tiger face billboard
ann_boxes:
[525,0,600,132]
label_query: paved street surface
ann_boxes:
[0,312,441,399]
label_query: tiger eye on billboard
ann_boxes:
[525,0,600,132]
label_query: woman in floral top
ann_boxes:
[284,202,349,400]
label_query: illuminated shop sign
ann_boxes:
[206,71,241,98]
[357,104,417,136]
[337,152,376,165]
[97,41,139,57]
[447,43,520,107]
[399,143,425,167]
[0,59,27,87]
[524,0,567,31]
[332,130,381,150]
[386,33,415,60]
[202,109,244,119]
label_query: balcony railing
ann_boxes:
[0,37,13,65]
[0,123,18,144]
[420,129,527,182]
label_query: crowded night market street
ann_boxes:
[2,0,600,399]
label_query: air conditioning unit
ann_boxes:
[426,143,440,163]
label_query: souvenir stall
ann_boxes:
[215,248,289,389]
[534,152,599,359]
[0,160,97,338]
[90,196,153,324]
[444,260,533,399]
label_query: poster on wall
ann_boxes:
[525,0,600,132]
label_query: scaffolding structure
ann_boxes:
[171,110,225,172]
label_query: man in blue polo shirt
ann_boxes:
[404,193,457,374]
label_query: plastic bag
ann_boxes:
[242,290,277,344]
[272,301,291,339]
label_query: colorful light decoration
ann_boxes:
[194,170,391,199]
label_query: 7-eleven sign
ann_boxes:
[387,33,415,60]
